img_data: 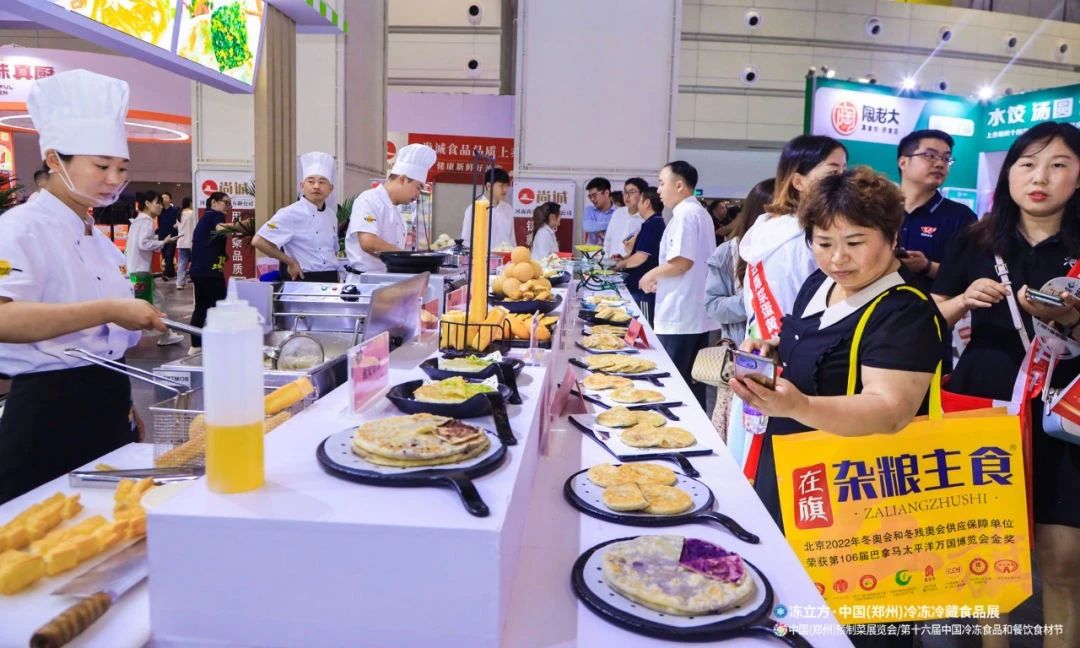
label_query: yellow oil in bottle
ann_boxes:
[206,421,265,493]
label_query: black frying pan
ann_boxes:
[563,468,759,543]
[387,379,516,446]
[567,415,709,478]
[572,536,811,645]
[579,310,637,327]
[568,357,669,387]
[316,427,506,517]
[571,388,681,422]
[419,355,524,405]
[547,271,570,286]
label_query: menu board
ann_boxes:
[45,0,264,87]
[49,0,177,50]
[177,0,264,85]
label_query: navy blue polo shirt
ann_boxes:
[899,191,977,264]
[626,213,665,295]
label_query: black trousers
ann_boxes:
[161,241,177,278]
[191,276,228,348]
[295,270,341,283]
[657,332,709,408]
[0,364,134,504]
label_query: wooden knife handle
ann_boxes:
[30,592,113,648]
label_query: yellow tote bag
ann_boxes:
[772,287,1032,625]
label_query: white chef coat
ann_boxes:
[345,185,404,274]
[177,208,195,249]
[125,212,165,274]
[604,207,643,259]
[0,190,140,376]
[654,196,715,335]
[256,197,340,272]
[462,200,516,251]
[530,223,559,259]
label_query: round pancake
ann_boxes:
[582,374,632,391]
[602,483,649,512]
[632,411,668,428]
[640,484,694,515]
[582,333,625,351]
[619,425,661,448]
[596,406,640,428]
[609,387,646,403]
[620,463,677,486]
[352,414,464,460]
[589,325,628,336]
[656,427,696,449]
[352,434,489,467]
[602,535,757,616]
[586,354,620,369]
[586,463,629,488]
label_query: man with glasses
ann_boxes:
[583,177,616,247]
[603,177,648,261]
[896,129,977,281]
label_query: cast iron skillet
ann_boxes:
[316,427,506,517]
[387,379,517,446]
[563,468,758,543]
[489,293,563,314]
[572,536,811,645]
[419,355,525,405]
[567,415,708,477]
[568,356,668,387]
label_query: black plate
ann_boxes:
[568,357,669,387]
[563,469,758,543]
[381,251,447,274]
[571,537,810,645]
[567,415,710,477]
[419,356,525,405]
[547,271,570,286]
[316,428,507,517]
[489,293,563,314]
[580,311,637,326]
[387,379,517,446]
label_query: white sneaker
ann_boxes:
[187,346,201,356]
[157,331,184,346]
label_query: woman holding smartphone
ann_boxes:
[730,167,943,529]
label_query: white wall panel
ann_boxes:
[389,0,502,28]
[388,34,500,80]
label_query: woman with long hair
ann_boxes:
[933,121,1080,647]
[727,135,847,471]
[528,201,561,259]
[702,178,775,436]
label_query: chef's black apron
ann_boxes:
[0,363,134,504]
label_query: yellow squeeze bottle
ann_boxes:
[202,294,265,493]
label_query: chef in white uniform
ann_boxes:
[0,70,166,504]
[252,151,341,283]
[345,143,437,276]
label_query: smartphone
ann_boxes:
[894,247,910,259]
[1026,288,1066,308]
[732,350,777,390]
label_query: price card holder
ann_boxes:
[446,285,467,312]
[348,331,390,414]
[421,297,440,339]
[624,318,649,349]
[541,364,587,454]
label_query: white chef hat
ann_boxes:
[297,151,335,186]
[390,143,437,183]
[28,69,129,159]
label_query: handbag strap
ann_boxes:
[992,254,1033,352]
[847,285,944,420]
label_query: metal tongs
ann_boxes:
[69,466,204,489]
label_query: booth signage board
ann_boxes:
[194,169,256,278]
[981,87,1080,152]
[5,0,268,93]
[405,133,515,184]
[511,179,576,251]
[807,78,980,191]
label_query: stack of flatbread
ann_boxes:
[352,414,491,467]
[620,425,696,449]
[585,354,657,374]
[596,406,667,428]
[581,333,626,351]
[587,463,693,515]
[595,306,631,323]
[587,324,629,337]
[602,535,757,616]
[609,386,664,404]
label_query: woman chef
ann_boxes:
[344,144,437,277]
[251,151,342,283]
[0,70,166,504]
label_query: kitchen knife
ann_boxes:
[31,540,147,648]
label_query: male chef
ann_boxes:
[345,143,437,276]
[252,151,341,282]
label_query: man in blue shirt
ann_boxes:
[896,129,977,283]
[156,191,181,280]
[615,187,665,325]
[583,177,616,246]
